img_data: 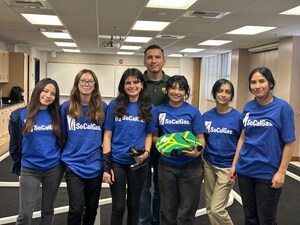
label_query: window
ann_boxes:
[202,52,232,100]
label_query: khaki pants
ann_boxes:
[203,158,234,225]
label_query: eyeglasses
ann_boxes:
[79,79,95,86]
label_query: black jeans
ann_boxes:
[139,147,160,225]
[65,167,103,225]
[110,161,148,225]
[238,174,282,225]
[158,157,203,225]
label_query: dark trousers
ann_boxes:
[65,167,102,225]
[158,157,203,225]
[139,147,160,225]
[238,174,282,225]
[110,161,148,225]
[17,164,64,225]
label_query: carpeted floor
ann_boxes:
[1,154,300,225]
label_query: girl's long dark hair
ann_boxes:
[22,78,63,147]
[114,68,153,122]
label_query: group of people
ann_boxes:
[8,44,295,225]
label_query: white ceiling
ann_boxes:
[1,0,300,57]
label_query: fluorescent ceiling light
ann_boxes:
[156,34,185,39]
[21,14,63,26]
[280,6,300,15]
[168,54,183,57]
[227,26,276,35]
[42,32,72,39]
[117,52,134,55]
[120,45,141,50]
[124,36,152,43]
[63,49,80,52]
[180,48,204,53]
[55,42,77,47]
[146,0,197,9]
[198,40,232,46]
[133,21,170,31]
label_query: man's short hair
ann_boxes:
[144,44,164,56]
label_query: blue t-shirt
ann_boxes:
[156,102,206,167]
[236,96,295,179]
[20,108,61,170]
[203,108,242,168]
[104,100,157,165]
[61,100,107,179]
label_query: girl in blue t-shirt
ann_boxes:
[9,78,64,224]
[229,67,296,225]
[61,69,106,225]
[153,75,206,225]
[103,68,157,225]
[203,79,242,225]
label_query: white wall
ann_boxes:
[40,51,193,104]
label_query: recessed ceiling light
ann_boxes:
[133,21,170,31]
[146,0,197,9]
[21,13,63,26]
[168,54,183,57]
[120,45,141,50]
[124,36,152,43]
[180,48,204,53]
[42,32,72,39]
[279,5,300,15]
[117,52,134,55]
[63,49,80,52]
[198,40,232,46]
[55,42,77,47]
[226,26,276,35]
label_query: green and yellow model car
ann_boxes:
[155,131,203,157]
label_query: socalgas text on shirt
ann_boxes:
[245,119,273,127]
[209,127,233,134]
[164,119,190,125]
[33,124,53,131]
[74,123,101,130]
[115,115,145,122]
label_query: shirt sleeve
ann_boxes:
[280,103,296,143]
[193,108,206,135]
[8,108,23,176]
[146,105,158,134]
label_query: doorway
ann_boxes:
[34,58,40,85]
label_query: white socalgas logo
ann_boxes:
[159,113,167,125]
[243,112,250,127]
[67,116,76,131]
[159,113,190,125]
[205,121,212,133]
[67,115,101,131]
[243,112,273,127]
[205,120,233,134]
